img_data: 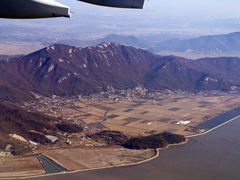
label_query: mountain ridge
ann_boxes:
[0,43,240,102]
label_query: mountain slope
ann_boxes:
[144,56,235,91]
[0,43,240,102]
[0,102,57,137]
[0,102,84,154]
[12,43,157,96]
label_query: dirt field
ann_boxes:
[0,156,45,179]
[0,144,155,179]
[40,146,155,171]
[57,94,240,136]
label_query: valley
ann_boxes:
[23,90,240,137]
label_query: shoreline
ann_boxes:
[15,139,188,180]
[186,114,240,138]
[3,115,240,180]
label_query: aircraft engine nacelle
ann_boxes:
[78,0,145,9]
[0,0,70,19]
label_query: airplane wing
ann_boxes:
[0,0,71,19]
[78,0,145,9]
[0,0,145,19]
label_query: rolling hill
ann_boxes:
[0,101,84,153]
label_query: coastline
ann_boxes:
[186,114,240,138]
[4,114,240,180]
[18,139,188,180]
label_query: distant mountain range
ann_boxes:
[0,54,24,60]
[0,55,11,60]
[1,43,240,102]
[2,30,240,58]
[150,32,240,55]
[60,32,240,58]
[89,34,147,48]
[57,34,151,48]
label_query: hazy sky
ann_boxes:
[1,0,240,55]
[59,0,240,18]
[2,0,240,45]
[52,0,240,37]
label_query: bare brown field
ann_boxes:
[0,156,45,179]
[61,94,240,136]
[40,146,155,171]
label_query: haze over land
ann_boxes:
[2,0,240,56]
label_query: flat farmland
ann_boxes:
[40,147,155,171]
[0,156,45,179]
[56,94,240,136]
[3,93,240,178]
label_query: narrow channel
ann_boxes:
[36,154,68,174]
[196,107,240,130]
